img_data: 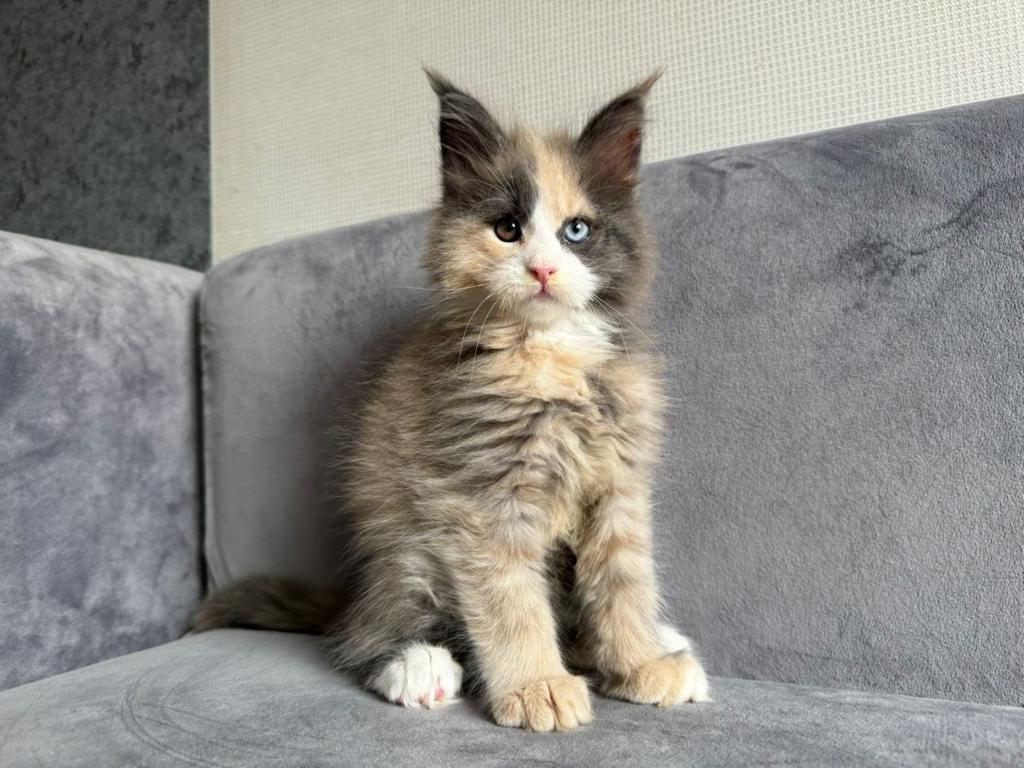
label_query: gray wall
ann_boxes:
[0,0,209,270]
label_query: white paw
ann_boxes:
[369,644,463,709]
[673,652,712,704]
[656,623,692,655]
[657,624,711,703]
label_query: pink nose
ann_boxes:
[528,265,557,286]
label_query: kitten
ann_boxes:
[192,70,709,732]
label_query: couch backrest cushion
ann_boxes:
[201,96,1024,705]
[200,214,429,586]
[0,233,204,690]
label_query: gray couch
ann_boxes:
[2,96,1022,766]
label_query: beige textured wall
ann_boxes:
[211,1,1024,262]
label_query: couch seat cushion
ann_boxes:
[0,630,1021,767]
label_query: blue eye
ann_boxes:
[563,218,590,244]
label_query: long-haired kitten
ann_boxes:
[193,70,709,732]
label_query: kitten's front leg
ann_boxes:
[576,490,710,705]
[453,515,593,732]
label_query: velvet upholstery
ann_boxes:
[200,95,1024,706]
[1,630,1021,768]
[0,232,204,691]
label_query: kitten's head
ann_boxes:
[424,71,658,329]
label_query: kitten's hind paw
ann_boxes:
[492,674,594,732]
[369,643,463,709]
[603,652,710,706]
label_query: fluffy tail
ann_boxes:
[189,576,348,635]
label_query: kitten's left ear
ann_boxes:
[575,71,660,195]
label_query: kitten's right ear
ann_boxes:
[425,69,504,188]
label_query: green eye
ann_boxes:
[564,218,591,244]
[494,217,522,242]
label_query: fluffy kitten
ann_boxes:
[193,71,709,732]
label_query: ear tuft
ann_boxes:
[424,68,505,192]
[575,71,661,197]
[423,67,457,98]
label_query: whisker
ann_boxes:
[593,294,656,345]
[472,295,500,361]
[403,283,489,292]
[455,291,495,368]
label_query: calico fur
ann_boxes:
[192,70,709,731]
